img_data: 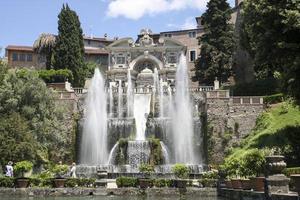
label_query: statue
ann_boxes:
[139,28,154,47]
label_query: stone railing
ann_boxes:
[232,96,264,105]
[206,90,230,98]
[73,87,88,94]
[56,91,77,100]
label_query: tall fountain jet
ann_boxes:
[80,68,108,165]
[172,54,199,164]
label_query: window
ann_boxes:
[87,40,91,45]
[19,54,26,61]
[168,53,177,64]
[27,54,33,62]
[12,53,18,61]
[116,54,126,64]
[164,33,172,38]
[189,50,196,62]
[188,31,196,38]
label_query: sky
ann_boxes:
[0,0,235,57]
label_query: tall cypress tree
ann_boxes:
[53,4,86,87]
[193,0,235,85]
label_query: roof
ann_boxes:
[160,28,203,34]
[83,36,115,43]
[84,47,108,55]
[6,45,33,52]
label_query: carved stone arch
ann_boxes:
[129,54,163,72]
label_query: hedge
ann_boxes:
[116,177,138,188]
[284,167,300,177]
[0,177,15,187]
[38,69,73,83]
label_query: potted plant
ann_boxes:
[224,158,242,189]
[14,161,33,188]
[172,163,190,188]
[243,149,266,191]
[138,164,154,189]
[52,164,69,188]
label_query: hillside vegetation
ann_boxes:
[226,101,300,167]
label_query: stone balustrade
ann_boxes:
[232,96,264,105]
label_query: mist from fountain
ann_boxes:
[126,69,133,117]
[171,54,199,164]
[118,80,123,118]
[80,68,108,165]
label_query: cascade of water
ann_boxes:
[133,94,151,140]
[109,83,113,118]
[118,80,123,118]
[107,142,119,164]
[153,68,159,115]
[171,54,199,164]
[80,68,108,165]
[126,69,133,117]
[160,141,170,164]
[167,85,173,117]
[127,141,150,168]
[159,79,164,118]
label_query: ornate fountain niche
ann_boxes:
[78,29,206,177]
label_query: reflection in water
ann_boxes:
[0,196,224,200]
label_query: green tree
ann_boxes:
[193,0,235,85]
[33,33,56,69]
[0,113,38,167]
[0,68,75,165]
[53,4,86,86]
[240,0,300,102]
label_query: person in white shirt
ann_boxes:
[70,162,77,178]
[5,161,13,177]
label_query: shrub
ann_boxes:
[38,69,73,83]
[0,177,15,187]
[154,179,166,187]
[65,178,78,187]
[264,93,284,105]
[165,179,175,187]
[14,161,33,177]
[51,164,69,178]
[139,164,155,177]
[78,178,96,187]
[116,176,138,187]
[199,178,217,187]
[202,171,219,179]
[284,167,300,177]
[172,164,190,179]
[241,149,266,177]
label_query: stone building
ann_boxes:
[5,36,114,70]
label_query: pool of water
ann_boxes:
[0,196,224,200]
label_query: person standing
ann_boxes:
[5,161,13,177]
[70,162,77,178]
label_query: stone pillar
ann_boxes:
[265,155,290,195]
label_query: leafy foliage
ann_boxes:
[0,177,15,187]
[240,0,300,102]
[14,161,33,177]
[33,33,56,69]
[149,137,163,165]
[0,65,75,167]
[38,69,73,83]
[51,164,69,178]
[139,163,155,176]
[172,163,190,179]
[193,0,235,84]
[225,102,300,170]
[116,176,138,188]
[53,4,86,87]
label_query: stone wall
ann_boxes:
[205,92,264,164]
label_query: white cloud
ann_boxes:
[167,17,196,30]
[106,0,210,20]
